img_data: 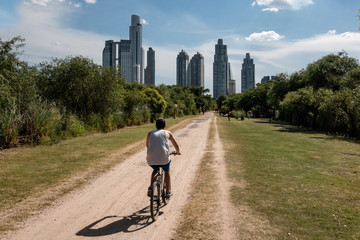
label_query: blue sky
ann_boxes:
[1,0,360,95]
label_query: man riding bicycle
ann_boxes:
[146,118,181,199]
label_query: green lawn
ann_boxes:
[0,115,197,232]
[217,117,360,239]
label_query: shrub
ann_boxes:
[0,108,19,149]
[22,99,54,144]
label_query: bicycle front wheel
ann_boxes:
[150,181,160,221]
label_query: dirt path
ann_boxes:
[212,116,239,239]
[5,112,231,240]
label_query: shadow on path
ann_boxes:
[254,120,360,144]
[76,206,160,237]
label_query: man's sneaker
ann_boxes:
[166,192,173,200]
[147,186,153,197]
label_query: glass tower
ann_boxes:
[176,50,189,86]
[241,53,255,92]
[102,15,144,84]
[213,39,229,99]
[145,47,155,85]
[189,52,204,87]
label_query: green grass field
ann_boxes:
[217,117,360,239]
[0,115,197,232]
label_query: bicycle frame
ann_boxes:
[150,167,167,221]
[149,152,178,221]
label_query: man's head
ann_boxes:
[156,118,166,129]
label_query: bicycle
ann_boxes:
[149,151,179,221]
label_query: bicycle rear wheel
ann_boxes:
[161,173,168,205]
[150,181,160,221]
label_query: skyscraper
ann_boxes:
[176,50,189,86]
[228,63,236,94]
[102,15,144,84]
[241,53,255,92]
[213,39,229,99]
[229,79,236,95]
[119,40,132,83]
[145,47,155,85]
[189,52,204,87]
[102,40,116,67]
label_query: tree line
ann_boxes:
[219,51,360,137]
[0,37,214,149]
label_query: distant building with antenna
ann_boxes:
[102,15,144,84]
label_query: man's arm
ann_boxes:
[146,132,150,148]
[167,131,181,155]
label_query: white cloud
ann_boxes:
[1,1,113,65]
[262,7,279,12]
[84,0,96,4]
[25,0,52,7]
[249,31,360,80]
[327,29,336,34]
[141,18,149,25]
[252,0,314,11]
[246,31,284,41]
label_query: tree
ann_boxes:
[280,87,318,126]
[302,52,358,91]
[37,56,125,118]
[0,36,49,147]
[216,94,227,110]
[143,88,167,122]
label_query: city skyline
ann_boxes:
[1,0,360,95]
[102,15,144,84]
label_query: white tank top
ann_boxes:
[146,129,170,166]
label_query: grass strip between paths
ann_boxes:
[217,117,360,239]
[174,118,222,240]
[0,115,198,234]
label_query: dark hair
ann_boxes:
[156,118,166,129]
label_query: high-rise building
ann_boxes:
[102,15,144,84]
[189,52,204,87]
[261,75,277,83]
[102,40,116,67]
[119,40,132,83]
[229,80,236,95]
[241,53,255,92]
[228,63,236,95]
[176,50,189,86]
[213,39,229,99]
[145,47,155,85]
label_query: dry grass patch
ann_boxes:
[174,119,222,240]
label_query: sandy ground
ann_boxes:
[4,112,240,240]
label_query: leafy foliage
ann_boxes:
[220,52,360,137]
[0,37,215,149]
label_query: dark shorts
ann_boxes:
[150,160,171,172]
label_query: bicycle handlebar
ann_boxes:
[170,151,181,156]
